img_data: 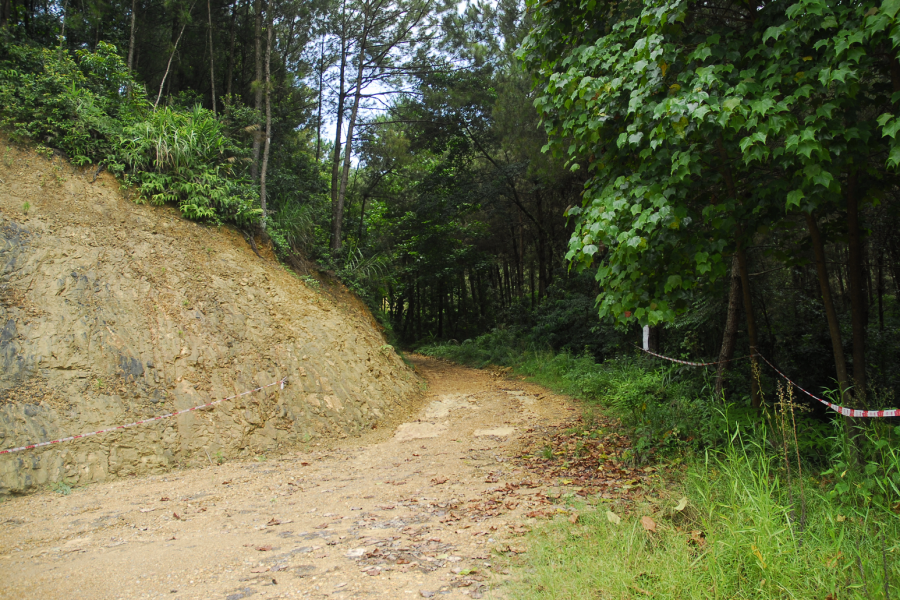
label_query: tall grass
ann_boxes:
[510,428,900,599]
[420,335,900,597]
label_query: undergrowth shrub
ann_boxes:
[511,425,900,600]
[119,106,259,224]
[0,36,258,226]
[418,328,524,367]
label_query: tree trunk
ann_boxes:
[517,219,525,296]
[358,194,367,239]
[807,212,852,405]
[225,0,237,101]
[536,190,547,298]
[315,32,326,162]
[329,3,348,250]
[437,282,444,338]
[735,232,761,409]
[715,255,741,399]
[529,262,535,309]
[155,12,191,109]
[877,248,885,331]
[207,0,217,114]
[259,18,272,230]
[127,0,137,69]
[0,0,9,29]
[333,38,367,252]
[402,282,413,338]
[845,171,867,403]
[250,0,264,181]
[649,326,659,352]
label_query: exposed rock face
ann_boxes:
[0,142,418,495]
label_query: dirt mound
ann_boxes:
[0,140,420,495]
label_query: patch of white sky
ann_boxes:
[316,0,487,165]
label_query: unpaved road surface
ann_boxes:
[0,356,578,600]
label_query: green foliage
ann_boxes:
[824,423,900,510]
[509,433,900,599]
[0,38,260,226]
[520,0,900,328]
[119,106,259,224]
[50,480,72,495]
[0,40,142,168]
[419,329,523,367]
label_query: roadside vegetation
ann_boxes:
[2,0,900,596]
[420,334,900,598]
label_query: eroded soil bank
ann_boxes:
[0,356,584,600]
[0,141,419,494]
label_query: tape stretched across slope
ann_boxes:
[0,141,419,494]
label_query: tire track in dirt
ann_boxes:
[0,356,579,600]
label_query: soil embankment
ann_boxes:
[0,355,577,600]
[0,141,420,494]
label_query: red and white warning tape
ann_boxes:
[0,377,288,456]
[754,353,899,418]
[638,345,898,418]
[637,346,748,367]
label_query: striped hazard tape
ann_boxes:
[639,345,898,418]
[754,352,899,419]
[637,346,749,367]
[0,377,288,456]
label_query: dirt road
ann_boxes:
[0,356,578,600]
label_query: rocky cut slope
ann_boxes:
[0,140,419,494]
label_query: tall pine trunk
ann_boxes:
[225,0,238,101]
[736,231,761,408]
[807,212,852,405]
[845,172,867,403]
[717,137,760,409]
[250,0,264,181]
[329,3,348,251]
[333,37,367,252]
[259,17,272,230]
[715,255,741,399]
[315,33,325,162]
[127,0,137,69]
[207,0,217,114]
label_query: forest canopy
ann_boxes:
[0,0,899,414]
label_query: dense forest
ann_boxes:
[2,0,900,409]
[2,0,900,595]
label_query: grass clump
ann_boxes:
[421,335,900,598]
[510,427,900,599]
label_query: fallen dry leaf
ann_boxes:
[160,497,170,502]
[431,477,449,485]
[267,518,281,526]
[674,497,688,511]
[629,584,652,596]
[256,545,273,552]
[641,516,657,533]
[314,523,329,529]
[606,510,621,525]
[568,513,579,524]
[221,481,231,485]
[172,513,181,520]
